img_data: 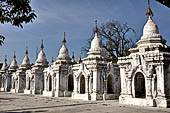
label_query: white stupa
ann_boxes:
[34,40,48,67]
[1,56,8,72]
[20,47,31,69]
[56,32,71,63]
[9,52,18,71]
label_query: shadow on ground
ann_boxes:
[1,110,48,113]
[0,103,97,113]
[0,98,16,101]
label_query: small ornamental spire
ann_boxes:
[146,0,153,18]
[25,46,28,55]
[78,55,82,63]
[13,51,16,59]
[72,52,75,59]
[62,32,66,44]
[94,20,98,33]
[71,52,75,63]
[4,55,7,62]
[41,40,44,49]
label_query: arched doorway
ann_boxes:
[68,74,74,91]
[107,75,113,94]
[134,72,146,98]
[13,79,15,89]
[28,78,30,90]
[100,76,104,94]
[49,76,52,91]
[80,75,85,94]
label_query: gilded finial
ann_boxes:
[41,40,44,49]
[78,55,82,63]
[94,20,98,33]
[62,32,66,44]
[146,0,153,18]
[26,46,28,55]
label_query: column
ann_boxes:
[104,78,107,94]
[85,77,89,93]
[92,69,98,94]
[127,78,132,97]
[103,76,107,101]
[159,64,165,97]
[146,77,152,99]
[66,76,68,91]
[56,73,59,91]
[73,77,78,93]
[157,63,165,97]
[120,67,126,95]
[89,76,92,93]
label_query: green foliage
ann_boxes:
[0,0,37,45]
[0,0,36,28]
[0,34,5,45]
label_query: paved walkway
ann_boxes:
[0,92,170,113]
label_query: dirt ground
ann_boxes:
[0,92,170,113]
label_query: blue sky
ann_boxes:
[0,0,170,64]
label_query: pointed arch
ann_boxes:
[134,72,146,98]
[68,74,74,92]
[107,74,113,94]
[80,75,85,94]
[13,78,15,89]
[49,75,52,91]
[28,77,30,90]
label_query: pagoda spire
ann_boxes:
[94,20,98,34]
[4,55,7,62]
[25,46,28,55]
[41,40,44,50]
[146,0,154,18]
[72,52,75,62]
[62,32,66,44]
[13,51,16,59]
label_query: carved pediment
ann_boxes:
[74,63,91,79]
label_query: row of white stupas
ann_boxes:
[0,1,170,108]
[0,21,121,101]
[0,33,79,73]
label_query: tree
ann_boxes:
[0,0,37,45]
[156,0,170,8]
[81,20,136,63]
